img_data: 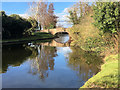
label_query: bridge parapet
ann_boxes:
[40,28,68,35]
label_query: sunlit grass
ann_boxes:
[80,54,119,88]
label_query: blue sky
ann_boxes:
[2,2,75,15]
[2,2,77,28]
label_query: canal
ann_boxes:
[1,34,103,88]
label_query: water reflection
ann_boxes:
[28,45,57,80]
[2,44,32,73]
[68,47,103,82]
[36,34,71,47]
[54,34,70,43]
[2,34,103,88]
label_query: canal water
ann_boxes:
[1,34,103,88]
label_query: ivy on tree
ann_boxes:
[93,2,120,34]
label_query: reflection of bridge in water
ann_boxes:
[36,40,71,47]
[42,40,70,47]
[34,34,71,47]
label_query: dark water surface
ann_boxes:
[2,34,103,88]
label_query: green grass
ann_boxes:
[2,32,55,44]
[80,54,119,88]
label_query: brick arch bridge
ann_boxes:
[40,28,69,35]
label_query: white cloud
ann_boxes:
[18,14,29,19]
[56,8,69,21]
[63,8,69,13]
[55,8,72,28]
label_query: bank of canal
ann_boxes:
[2,32,55,45]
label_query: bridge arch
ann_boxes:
[40,28,69,35]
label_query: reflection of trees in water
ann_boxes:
[2,42,57,77]
[68,47,103,82]
[2,44,32,73]
[28,45,57,81]
[2,43,57,81]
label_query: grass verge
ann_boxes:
[80,54,119,88]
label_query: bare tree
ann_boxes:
[28,0,58,30]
